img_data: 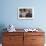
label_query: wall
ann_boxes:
[0,0,46,30]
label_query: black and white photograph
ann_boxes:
[18,7,34,19]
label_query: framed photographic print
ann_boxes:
[18,7,34,19]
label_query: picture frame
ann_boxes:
[18,7,34,19]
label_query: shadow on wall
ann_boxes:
[0,24,7,43]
